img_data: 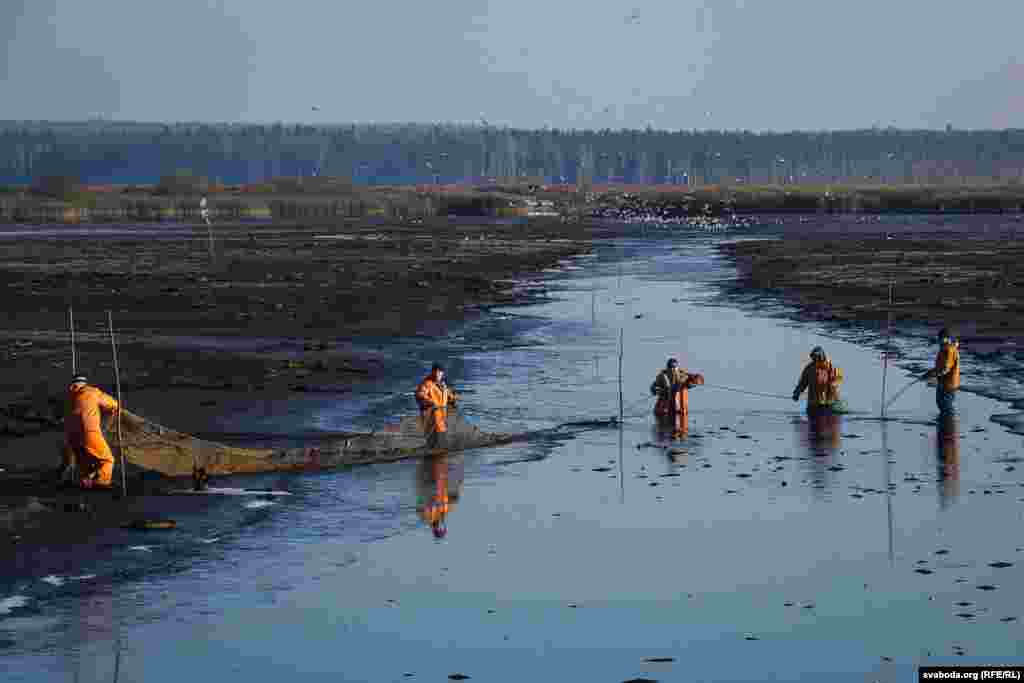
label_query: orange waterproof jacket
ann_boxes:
[934,341,960,392]
[65,385,119,462]
[415,376,454,433]
[652,368,703,417]
[795,359,843,408]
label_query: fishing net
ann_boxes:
[114,408,516,478]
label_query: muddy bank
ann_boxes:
[719,235,1024,347]
[0,219,616,495]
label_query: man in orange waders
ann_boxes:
[650,358,704,437]
[62,375,120,489]
[415,363,458,452]
[792,347,844,415]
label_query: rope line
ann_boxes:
[884,378,923,411]
[702,383,791,400]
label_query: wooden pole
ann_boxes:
[69,305,76,376]
[618,327,624,420]
[880,281,893,418]
[108,311,127,498]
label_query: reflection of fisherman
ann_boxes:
[796,411,841,497]
[922,328,960,417]
[792,346,844,414]
[650,358,704,436]
[936,415,960,507]
[415,363,459,451]
[62,375,120,489]
[418,452,463,539]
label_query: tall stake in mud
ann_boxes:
[201,196,214,263]
[108,311,127,498]
[69,305,76,376]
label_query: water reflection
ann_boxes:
[796,411,843,497]
[935,415,961,507]
[417,452,464,539]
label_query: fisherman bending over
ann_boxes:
[62,375,120,489]
[792,347,844,414]
[415,363,459,451]
[922,328,960,417]
[650,358,704,429]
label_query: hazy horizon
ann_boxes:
[4,1,1023,132]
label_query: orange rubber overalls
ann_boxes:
[63,384,119,487]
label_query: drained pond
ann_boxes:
[3,227,1023,682]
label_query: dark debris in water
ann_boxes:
[643,657,675,663]
[448,675,471,681]
[592,467,612,472]
[977,585,998,591]
[1000,616,1018,623]
[989,561,1014,569]
[935,549,950,556]
[914,569,935,575]
[955,613,975,620]
[623,679,659,683]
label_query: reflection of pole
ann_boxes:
[618,327,625,503]
[883,420,894,567]
[113,634,122,683]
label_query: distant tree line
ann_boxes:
[1,121,1023,186]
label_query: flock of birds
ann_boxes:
[589,205,761,231]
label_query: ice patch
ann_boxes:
[128,546,153,552]
[40,575,64,587]
[199,537,220,544]
[244,500,277,510]
[71,575,96,581]
[0,596,30,615]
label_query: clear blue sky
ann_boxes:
[2,0,1022,130]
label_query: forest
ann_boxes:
[2,121,1022,186]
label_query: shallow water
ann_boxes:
[4,231,1024,681]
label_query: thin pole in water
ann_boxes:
[69,305,76,376]
[108,311,127,499]
[618,327,624,419]
[880,281,894,417]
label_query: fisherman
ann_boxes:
[62,375,119,489]
[921,328,960,417]
[650,358,704,434]
[792,346,844,414]
[415,363,459,451]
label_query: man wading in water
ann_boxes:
[792,346,844,415]
[650,358,704,437]
[922,328,960,417]
[415,363,459,451]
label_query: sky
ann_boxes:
[2,0,1022,131]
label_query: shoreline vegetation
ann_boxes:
[2,178,1024,224]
